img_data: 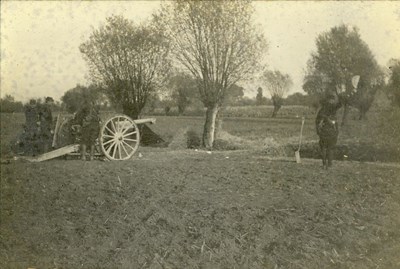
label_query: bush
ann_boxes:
[186,130,201,149]
[0,95,23,113]
[213,139,240,150]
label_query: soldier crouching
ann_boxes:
[75,101,100,161]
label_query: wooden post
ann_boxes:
[24,144,80,162]
[52,113,62,148]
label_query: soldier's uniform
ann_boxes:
[23,100,40,155]
[38,98,54,153]
[75,103,100,161]
[316,94,342,168]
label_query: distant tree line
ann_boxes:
[5,1,400,149]
[0,95,62,113]
[0,95,24,113]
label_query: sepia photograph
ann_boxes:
[1,0,399,268]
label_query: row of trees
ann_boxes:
[74,1,399,148]
[0,95,62,113]
[0,95,24,113]
[60,81,318,115]
[79,1,266,148]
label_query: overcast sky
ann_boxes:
[1,1,400,102]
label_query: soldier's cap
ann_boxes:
[45,97,54,103]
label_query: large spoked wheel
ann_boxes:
[100,115,140,160]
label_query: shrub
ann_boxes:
[0,95,23,113]
[186,129,201,149]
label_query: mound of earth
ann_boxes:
[139,124,168,147]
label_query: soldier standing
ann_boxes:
[23,99,39,155]
[75,100,100,161]
[315,92,342,169]
[38,97,54,153]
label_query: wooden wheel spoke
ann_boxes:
[103,134,115,139]
[102,139,115,146]
[105,141,117,155]
[123,131,137,137]
[116,117,123,132]
[121,124,133,135]
[112,142,118,158]
[120,142,129,156]
[110,119,117,133]
[117,143,122,159]
[122,140,135,151]
[105,125,115,135]
[123,138,137,142]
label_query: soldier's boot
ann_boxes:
[89,145,95,161]
[327,148,334,168]
[321,148,327,169]
[81,144,87,161]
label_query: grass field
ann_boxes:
[2,106,400,162]
[149,105,400,162]
[1,105,400,268]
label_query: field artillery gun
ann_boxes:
[23,114,156,162]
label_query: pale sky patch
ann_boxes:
[1,1,399,102]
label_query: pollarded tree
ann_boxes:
[168,73,198,115]
[80,15,170,119]
[61,84,105,113]
[303,58,330,100]
[305,24,383,125]
[351,74,385,120]
[157,1,266,148]
[261,70,293,117]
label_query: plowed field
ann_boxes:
[1,148,400,269]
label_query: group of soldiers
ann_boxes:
[23,97,55,155]
[23,96,100,161]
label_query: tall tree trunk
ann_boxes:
[215,112,223,140]
[203,104,219,149]
[271,105,280,118]
[341,104,349,126]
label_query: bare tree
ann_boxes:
[261,70,293,117]
[157,0,266,148]
[80,15,170,119]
